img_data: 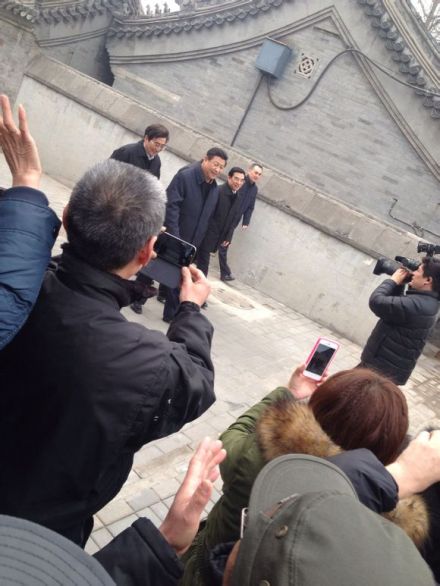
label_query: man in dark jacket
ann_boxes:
[196,167,245,280]
[0,158,216,547]
[360,258,440,384]
[217,162,262,282]
[0,95,60,350]
[110,123,169,180]
[162,147,228,322]
[111,124,170,314]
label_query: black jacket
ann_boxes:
[165,162,219,248]
[200,183,242,253]
[361,279,439,384]
[327,449,398,513]
[111,141,162,179]
[0,247,215,538]
[95,518,183,585]
[237,176,257,227]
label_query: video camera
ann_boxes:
[373,241,440,278]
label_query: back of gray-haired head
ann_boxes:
[66,159,165,271]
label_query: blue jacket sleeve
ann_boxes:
[94,518,183,586]
[0,187,61,349]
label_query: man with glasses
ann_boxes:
[111,124,170,313]
[111,124,169,180]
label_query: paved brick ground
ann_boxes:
[1,157,439,555]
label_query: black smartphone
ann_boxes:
[141,232,196,289]
[154,232,196,268]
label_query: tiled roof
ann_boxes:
[358,0,439,119]
[108,0,293,38]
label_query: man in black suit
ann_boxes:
[196,167,246,284]
[162,147,228,322]
[218,162,263,281]
[111,124,170,313]
[111,124,169,180]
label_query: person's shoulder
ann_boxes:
[218,182,229,193]
[170,162,200,185]
[180,161,200,176]
[112,141,141,156]
[406,289,440,310]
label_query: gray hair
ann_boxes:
[66,159,165,271]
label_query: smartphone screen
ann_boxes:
[306,343,337,377]
[154,233,195,268]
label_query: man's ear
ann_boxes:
[62,205,69,231]
[137,235,157,268]
[425,275,433,289]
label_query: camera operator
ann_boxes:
[360,257,440,385]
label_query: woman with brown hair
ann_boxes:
[181,365,427,586]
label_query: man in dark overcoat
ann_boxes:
[110,123,169,180]
[111,124,170,313]
[0,158,216,548]
[218,162,263,281]
[196,167,246,281]
[162,147,228,322]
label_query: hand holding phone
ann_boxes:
[287,364,322,400]
[303,337,339,381]
[179,265,211,308]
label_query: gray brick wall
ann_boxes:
[113,24,440,239]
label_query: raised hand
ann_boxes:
[0,95,41,188]
[387,430,440,498]
[287,364,323,400]
[159,437,226,556]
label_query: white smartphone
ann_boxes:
[303,337,340,380]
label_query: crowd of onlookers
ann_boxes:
[1,93,440,585]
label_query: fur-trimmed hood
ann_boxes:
[256,395,429,549]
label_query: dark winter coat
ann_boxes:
[165,162,219,248]
[111,140,162,179]
[95,518,183,585]
[237,176,257,227]
[0,246,215,539]
[327,449,399,513]
[361,279,439,384]
[181,389,429,586]
[200,183,242,253]
[0,186,60,350]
